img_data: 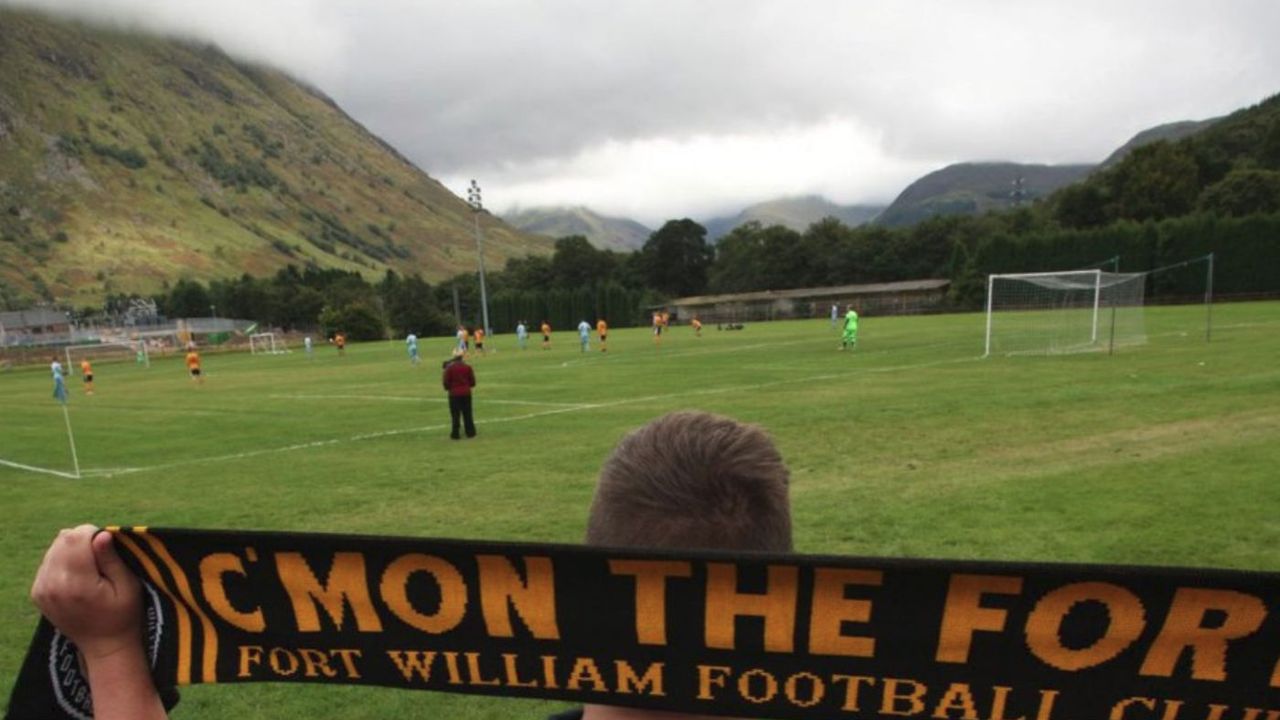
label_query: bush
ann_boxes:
[88,140,147,169]
[194,139,279,191]
[56,134,83,157]
[242,123,283,159]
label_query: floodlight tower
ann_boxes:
[467,179,492,337]
[1010,175,1027,207]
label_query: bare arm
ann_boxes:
[30,526,167,720]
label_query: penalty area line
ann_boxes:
[554,338,816,369]
[0,457,80,479]
[268,393,591,408]
[94,402,605,478]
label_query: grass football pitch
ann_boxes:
[2,302,1279,718]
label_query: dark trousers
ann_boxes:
[448,394,476,439]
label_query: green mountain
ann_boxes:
[0,8,551,307]
[501,206,651,252]
[875,115,1224,228]
[1052,93,1280,227]
[1098,118,1220,169]
[875,162,1093,227]
[703,195,884,241]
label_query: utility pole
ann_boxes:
[466,179,492,336]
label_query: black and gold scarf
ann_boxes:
[7,527,1279,719]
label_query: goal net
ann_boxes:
[984,270,1147,356]
[65,340,150,370]
[249,332,289,355]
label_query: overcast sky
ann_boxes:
[8,0,1280,225]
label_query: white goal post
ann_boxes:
[249,332,289,355]
[65,340,150,370]
[984,269,1147,357]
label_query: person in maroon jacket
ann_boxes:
[441,348,477,439]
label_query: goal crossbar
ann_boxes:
[65,340,150,369]
[249,332,289,355]
[989,269,1102,280]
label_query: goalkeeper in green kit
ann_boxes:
[840,304,858,350]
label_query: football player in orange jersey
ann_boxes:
[185,348,203,384]
[79,358,95,395]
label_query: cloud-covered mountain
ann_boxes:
[0,7,550,305]
[501,206,652,252]
[702,195,884,241]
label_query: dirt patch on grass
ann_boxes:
[38,135,101,191]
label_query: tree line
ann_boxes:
[140,224,718,340]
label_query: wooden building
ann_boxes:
[0,308,71,346]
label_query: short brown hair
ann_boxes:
[586,411,792,552]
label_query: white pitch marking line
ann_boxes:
[89,355,983,478]
[268,393,590,408]
[555,338,815,368]
[0,457,80,479]
[78,467,142,477]
[94,404,606,477]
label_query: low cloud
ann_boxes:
[461,118,938,225]
[7,0,1279,221]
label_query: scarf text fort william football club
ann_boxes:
[7,527,1279,719]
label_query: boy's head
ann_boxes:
[586,411,792,553]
